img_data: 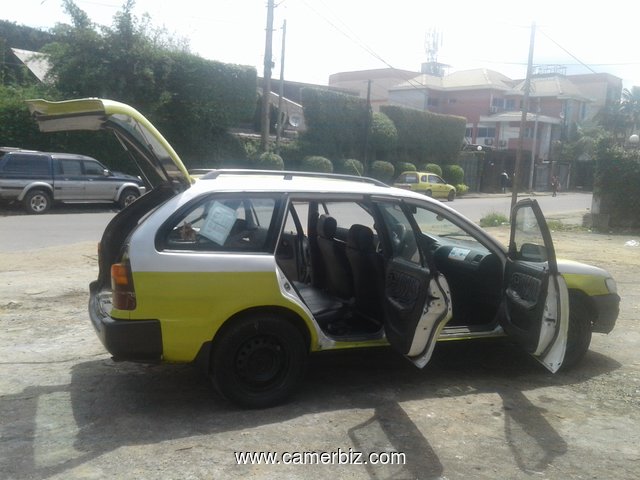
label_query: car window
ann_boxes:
[2,155,49,175]
[283,201,308,235]
[321,201,376,232]
[512,205,548,262]
[162,195,279,253]
[400,173,418,183]
[429,175,444,184]
[377,202,421,264]
[59,159,83,176]
[83,160,104,176]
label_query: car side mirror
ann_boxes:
[519,242,547,262]
[103,169,111,177]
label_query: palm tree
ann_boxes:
[620,86,640,137]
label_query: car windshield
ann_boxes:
[411,206,488,251]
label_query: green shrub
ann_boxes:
[301,155,333,173]
[455,184,469,196]
[396,162,416,173]
[479,212,509,227]
[442,164,465,185]
[341,158,364,176]
[256,151,284,170]
[423,163,442,176]
[369,160,395,183]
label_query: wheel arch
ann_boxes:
[18,182,54,201]
[194,306,312,375]
[568,289,596,328]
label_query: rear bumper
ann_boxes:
[89,281,162,362]
[591,293,620,334]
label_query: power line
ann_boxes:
[537,28,598,74]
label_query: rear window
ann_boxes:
[1,154,50,175]
[399,173,418,184]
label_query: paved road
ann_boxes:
[450,191,592,223]
[0,192,593,252]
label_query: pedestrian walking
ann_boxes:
[500,171,509,193]
[551,175,559,197]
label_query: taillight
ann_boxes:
[111,262,136,310]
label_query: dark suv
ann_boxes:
[0,148,146,214]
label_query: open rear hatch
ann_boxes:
[27,98,193,290]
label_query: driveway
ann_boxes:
[0,223,638,479]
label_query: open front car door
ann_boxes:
[378,201,453,368]
[502,199,569,372]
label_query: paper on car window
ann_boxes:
[199,201,237,245]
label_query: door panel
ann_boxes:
[376,200,452,367]
[82,160,116,200]
[54,158,85,200]
[501,199,568,372]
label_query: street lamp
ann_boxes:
[628,134,639,147]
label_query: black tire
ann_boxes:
[211,314,308,408]
[119,188,140,209]
[23,189,52,214]
[447,189,455,202]
[425,189,433,197]
[562,296,592,369]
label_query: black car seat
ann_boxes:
[346,224,385,324]
[316,214,353,299]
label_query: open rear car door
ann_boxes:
[502,199,569,372]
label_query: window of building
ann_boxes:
[476,127,496,138]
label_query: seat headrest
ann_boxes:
[318,214,337,239]
[347,224,374,252]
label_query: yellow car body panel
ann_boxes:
[111,271,319,362]
[561,273,610,296]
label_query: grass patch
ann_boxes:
[479,212,509,227]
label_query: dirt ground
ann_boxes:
[1,223,639,479]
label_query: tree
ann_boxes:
[620,86,640,137]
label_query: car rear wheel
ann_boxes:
[119,188,140,209]
[447,190,455,202]
[425,189,433,197]
[211,314,308,408]
[24,189,52,214]
[562,296,592,369]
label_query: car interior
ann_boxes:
[275,198,505,341]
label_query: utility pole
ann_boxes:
[275,19,287,154]
[363,80,372,175]
[511,21,536,216]
[528,97,540,191]
[260,0,275,153]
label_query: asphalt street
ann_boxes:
[0,192,593,252]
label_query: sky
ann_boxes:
[3,0,640,90]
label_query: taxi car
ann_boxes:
[393,171,457,201]
[27,98,620,408]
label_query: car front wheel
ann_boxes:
[447,190,455,202]
[562,295,592,369]
[211,314,308,408]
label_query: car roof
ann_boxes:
[187,170,433,199]
[1,148,97,160]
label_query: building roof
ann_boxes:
[392,68,516,92]
[509,75,590,101]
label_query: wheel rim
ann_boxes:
[123,194,137,206]
[30,194,48,212]
[234,335,288,389]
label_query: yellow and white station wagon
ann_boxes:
[28,98,620,408]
